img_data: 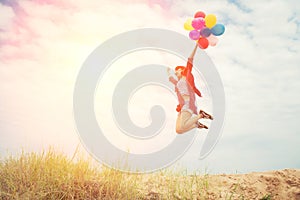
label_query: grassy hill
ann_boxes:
[0,150,299,199]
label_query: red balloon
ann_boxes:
[198,37,209,49]
[194,11,206,18]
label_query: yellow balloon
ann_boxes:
[184,18,194,31]
[205,14,217,28]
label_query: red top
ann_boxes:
[184,58,202,98]
[169,58,202,114]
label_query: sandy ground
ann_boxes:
[205,169,300,200]
[142,169,300,200]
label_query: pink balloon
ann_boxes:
[189,30,200,40]
[191,17,205,30]
[207,35,219,46]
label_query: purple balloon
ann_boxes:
[191,17,205,30]
[200,28,212,38]
[189,30,200,40]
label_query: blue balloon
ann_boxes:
[200,28,212,38]
[211,24,225,36]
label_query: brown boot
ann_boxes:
[199,110,213,120]
[196,121,208,129]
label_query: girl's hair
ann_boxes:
[175,66,187,76]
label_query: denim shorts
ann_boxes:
[181,101,193,114]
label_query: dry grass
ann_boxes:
[0,149,144,199]
[0,149,284,200]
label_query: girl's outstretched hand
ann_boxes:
[167,67,172,76]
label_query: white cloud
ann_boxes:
[0,0,299,173]
[0,4,14,30]
[0,0,188,159]
[166,0,300,173]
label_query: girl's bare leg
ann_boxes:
[176,111,203,134]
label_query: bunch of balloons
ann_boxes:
[184,11,225,49]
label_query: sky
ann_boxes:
[0,0,299,174]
